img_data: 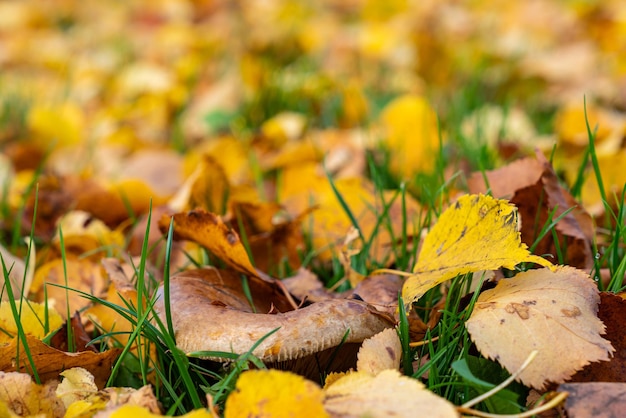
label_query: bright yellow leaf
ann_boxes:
[224,370,328,418]
[402,194,553,306]
[379,94,441,179]
[0,301,63,343]
[28,102,84,148]
[466,266,614,389]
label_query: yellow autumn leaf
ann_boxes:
[0,300,63,342]
[324,369,458,418]
[402,194,553,306]
[379,94,441,179]
[466,266,614,389]
[28,102,84,148]
[224,369,328,418]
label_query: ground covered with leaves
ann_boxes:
[1,0,626,417]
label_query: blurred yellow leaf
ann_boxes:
[467,266,614,389]
[379,94,441,179]
[0,300,62,343]
[403,194,553,306]
[224,369,328,418]
[28,102,84,148]
[324,369,458,418]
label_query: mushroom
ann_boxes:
[152,268,395,376]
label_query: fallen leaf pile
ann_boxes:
[1,0,626,416]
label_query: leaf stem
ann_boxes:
[462,350,538,409]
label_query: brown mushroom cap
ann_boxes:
[153,269,395,363]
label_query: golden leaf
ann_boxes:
[159,210,262,280]
[379,94,441,178]
[402,194,553,306]
[0,301,63,343]
[224,370,328,418]
[324,370,458,418]
[56,367,98,408]
[466,266,614,389]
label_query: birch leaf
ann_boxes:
[466,266,614,389]
[324,369,458,418]
[402,194,553,306]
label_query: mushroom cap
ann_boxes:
[153,269,395,362]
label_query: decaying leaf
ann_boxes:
[568,292,626,383]
[466,266,614,389]
[324,369,459,418]
[559,382,626,418]
[0,371,65,417]
[224,369,328,418]
[153,269,394,363]
[356,328,402,375]
[403,194,553,306]
[64,384,162,418]
[0,335,121,388]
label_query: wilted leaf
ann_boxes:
[0,335,121,388]
[324,369,458,418]
[159,209,263,280]
[559,382,626,418]
[56,367,98,408]
[466,266,613,389]
[64,385,162,418]
[0,371,65,417]
[356,328,402,375]
[224,369,328,418]
[403,194,553,306]
[0,240,35,300]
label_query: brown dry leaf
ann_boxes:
[186,155,230,215]
[224,369,328,418]
[230,202,305,275]
[0,335,121,388]
[49,311,97,353]
[403,194,553,306]
[0,371,65,418]
[31,258,107,319]
[567,293,626,383]
[468,151,594,270]
[153,270,394,363]
[558,382,626,418]
[324,369,459,418]
[356,328,402,375]
[158,209,266,280]
[466,266,613,389]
